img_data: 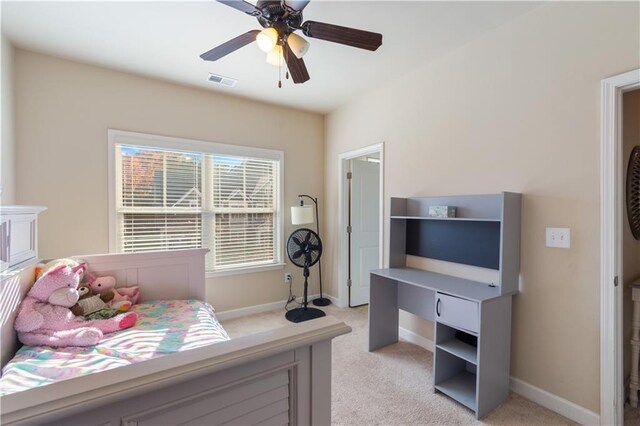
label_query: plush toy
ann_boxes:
[71,284,110,317]
[14,265,137,348]
[35,258,86,281]
[85,273,140,309]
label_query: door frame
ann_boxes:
[337,143,384,308]
[601,68,640,425]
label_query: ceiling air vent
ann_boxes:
[207,73,237,87]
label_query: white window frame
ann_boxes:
[108,129,285,277]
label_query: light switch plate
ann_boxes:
[546,227,571,248]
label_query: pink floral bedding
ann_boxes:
[0,300,229,396]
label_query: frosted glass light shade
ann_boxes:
[287,33,309,59]
[256,27,278,52]
[266,45,284,66]
[291,205,314,225]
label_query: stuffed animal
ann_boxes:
[86,273,140,309]
[14,265,137,347]
[71,284,110,317]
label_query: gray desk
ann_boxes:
[369,267,513,419]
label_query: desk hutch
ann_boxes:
[368,192,521,419]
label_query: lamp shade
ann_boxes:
[256,27,278,53]
[266,45,284,66]
[291,205,314,225]
[287,33,310,59]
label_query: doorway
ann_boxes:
[601,69,640,425]
[622,89,640,424]
[338,144,384,308]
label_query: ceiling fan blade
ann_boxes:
[302,20,382,51]
[283,43,310,84]
[200,30,260,62]
[216,0,261,16]
[284,0,310,11]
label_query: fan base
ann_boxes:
[312,297,332,307]
[285,307,326,323]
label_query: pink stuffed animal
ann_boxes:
[14,265,137,347]
[85,273,140,310]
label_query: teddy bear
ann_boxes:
[14,264,138,347]
[71,283,112,317]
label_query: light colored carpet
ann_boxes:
[626,402,640,425]
[221,304,576,425]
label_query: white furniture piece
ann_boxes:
[0,248,351,425]
[369,192,521,419]
[630,279,640,408]
[0,205,46,272]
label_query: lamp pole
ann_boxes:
[298,194,331,306]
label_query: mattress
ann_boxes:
[0,300,230,396]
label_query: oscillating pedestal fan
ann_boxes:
[286,228,326,323]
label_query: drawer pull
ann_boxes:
[436,298,441,317]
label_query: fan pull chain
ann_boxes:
[278,57,282,88]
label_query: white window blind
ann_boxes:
[114,138,282,273]
[209,155,278,268]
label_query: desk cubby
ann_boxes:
[369,192,521,419]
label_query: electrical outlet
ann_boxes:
[545,227,571,248]
[284,272,292,283]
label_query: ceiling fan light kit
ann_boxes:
[287,33,309,59]
[266,44,284,66]
[201,0,383,87]
[256,27,278,52]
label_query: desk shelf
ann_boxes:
[435,371,477,412]
[437,339,477,365]
[390,216,500,222]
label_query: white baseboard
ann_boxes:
[216,293,333,321]
[399,326,435,352]
[509,377,599,425]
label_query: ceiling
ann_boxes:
[1,1,541,113]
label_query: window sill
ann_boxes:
[206,263,286,278]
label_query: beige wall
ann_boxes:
[1,35,15,204]
[623,89,640,382]
[325,1,639,413]
[14,50,325,312]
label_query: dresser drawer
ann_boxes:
[435,293,479,333]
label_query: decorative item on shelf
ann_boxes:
[627,146,640,240]
[285,228,326,323]
[428,206,457,218]
[291,194,331,306]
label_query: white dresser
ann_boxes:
[0,205,46,272]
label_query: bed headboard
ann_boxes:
[0,248,208,369]
[73,248,208,302]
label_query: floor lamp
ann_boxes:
[291,195,331,306]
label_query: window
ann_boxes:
[109,130,283,275]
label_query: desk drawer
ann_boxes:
[435,293,479,333]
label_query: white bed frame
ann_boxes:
[0,249,351,425]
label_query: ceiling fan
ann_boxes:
[200,0,383,86]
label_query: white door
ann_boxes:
[349,159,380,306]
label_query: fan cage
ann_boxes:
[287,228,322,268]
